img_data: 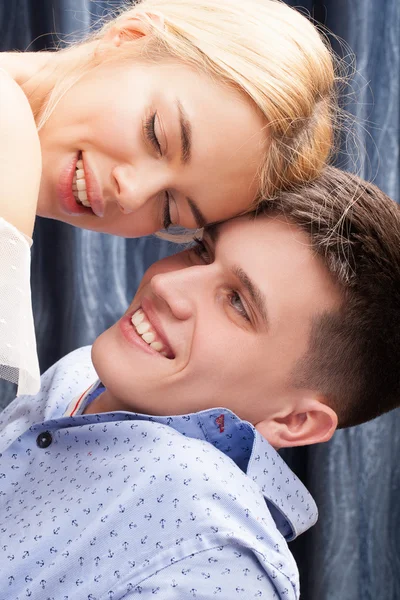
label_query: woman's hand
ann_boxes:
[0,69,42,238]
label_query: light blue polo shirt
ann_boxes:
[0,346,317,599]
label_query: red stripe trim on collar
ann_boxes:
[65,381,99,417]
[70,386,92,416]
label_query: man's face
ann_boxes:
[92,216,340,424]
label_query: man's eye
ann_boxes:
[144,112,161,155]
[191,238,212,264]
[228,291,250,322]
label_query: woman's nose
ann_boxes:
[112,163,152,215]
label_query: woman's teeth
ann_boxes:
[131,309,168,357]
[72,159,91,208]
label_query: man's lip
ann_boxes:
[139,297,175,359]
[81,154,105,218]
[119,314,164,358]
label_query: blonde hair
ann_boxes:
[38,0,338,204]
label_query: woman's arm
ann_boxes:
[0,69,41,238]
[0,69,42,395]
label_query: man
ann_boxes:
[1,167,399,599]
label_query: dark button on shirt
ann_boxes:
[36,430,52,448]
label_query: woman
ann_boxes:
[0,0,337,394]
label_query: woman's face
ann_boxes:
[37,58,267,236]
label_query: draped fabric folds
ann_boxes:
[0,1,399,598]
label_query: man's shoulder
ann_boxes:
[114,419,276,539]
[37,345,97,417]
[22,343,93,399]
[0,346,97,448]
[41,346,96,392]
[87,418,299,597]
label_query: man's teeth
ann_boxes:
[72,159,91,208]
[131,309,168,356]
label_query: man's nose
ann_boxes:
[150,266,206,321]
[112,163,162,215]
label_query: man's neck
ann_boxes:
[82,388,143,415]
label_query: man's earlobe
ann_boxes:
[255,397,338,449]
[99,12,165,48]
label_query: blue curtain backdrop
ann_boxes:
[0,1,399,598]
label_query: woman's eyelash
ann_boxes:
[143,113,170,229]
[192,237,212,263]
[144,112,161,154]
[163,193,172,230]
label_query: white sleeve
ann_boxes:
[0,217,40,395]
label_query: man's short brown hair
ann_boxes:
[257,166,400,428]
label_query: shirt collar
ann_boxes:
[65,380,104,416]
[64,380,318,541]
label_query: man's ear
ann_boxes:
[255,396,338,449]
[99,11,165,48]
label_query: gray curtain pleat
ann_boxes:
[0,1,399,598]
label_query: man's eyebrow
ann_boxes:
[231,265,269,326]
[187,197,207,229]
[177,100,191,164]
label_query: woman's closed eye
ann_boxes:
[191,237,213,264]
[144,112,162,155]
[162,193,172,229]
[143,112,174,229]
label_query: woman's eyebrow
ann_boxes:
[177,100,192,164]
[175,101,207,229]
[186,197,207,228]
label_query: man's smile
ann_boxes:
[130,308,174,358]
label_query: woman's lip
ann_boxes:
[119,312,170,358]
[57,152,105,218]
[57,152,89,216]
[81,155,105,218]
